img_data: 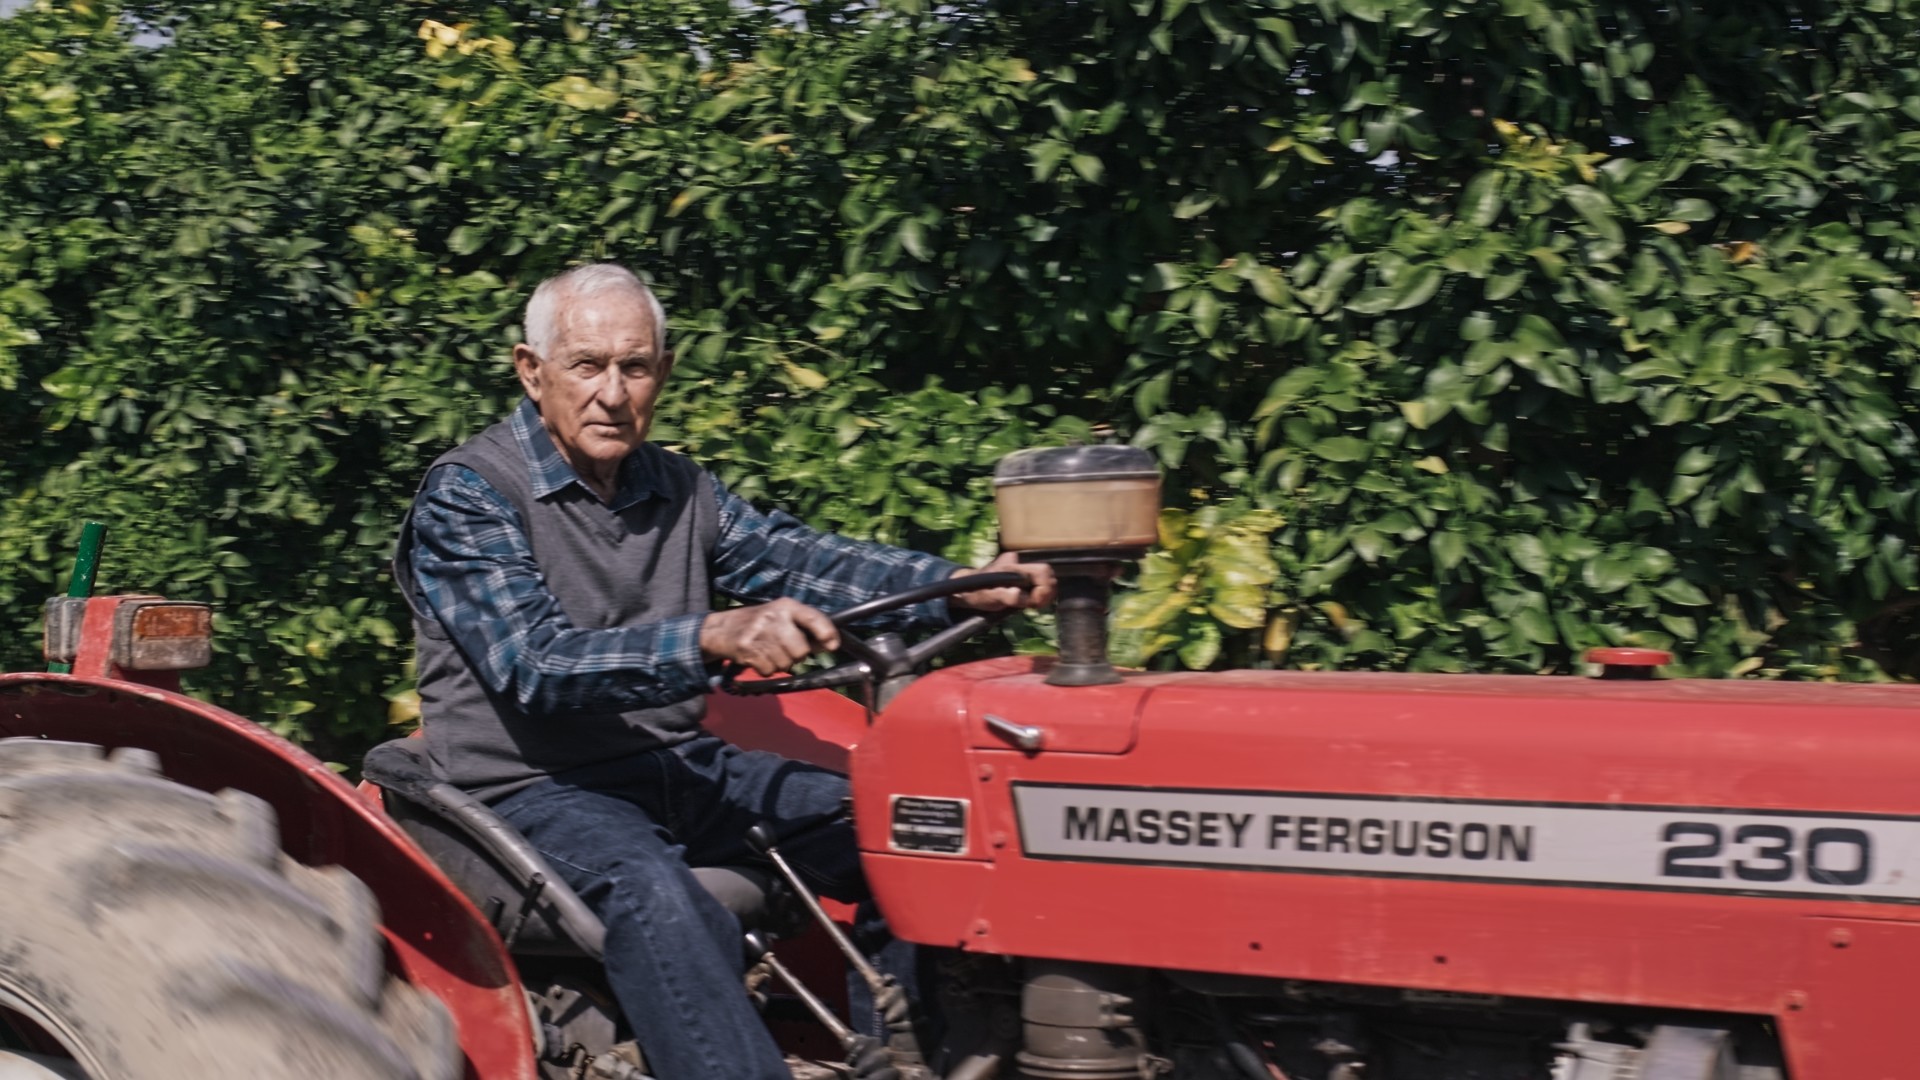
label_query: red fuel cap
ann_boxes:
[1586,647,1672,679]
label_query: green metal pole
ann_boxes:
[47,521,107,674]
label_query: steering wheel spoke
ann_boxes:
[716,571,1027,698]
[833,630,884,669]
[721,659,874,696]
[904,612,1006,668]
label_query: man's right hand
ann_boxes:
[699,598,841,676]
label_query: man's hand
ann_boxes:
[949,551,1057,613]
[699,598,840,676]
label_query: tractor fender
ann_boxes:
[0,672,535,1080]
[704,681,870,771]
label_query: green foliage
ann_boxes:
[1114,506,1285,670]
[3,0,1920,764]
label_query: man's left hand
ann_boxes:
[949,551,1056,613]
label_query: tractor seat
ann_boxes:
[362,739,774,961]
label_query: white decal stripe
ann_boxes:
[1011,785,1920,902]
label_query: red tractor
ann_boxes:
[1,448,1913,1080]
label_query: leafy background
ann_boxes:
[3,0,1918,764]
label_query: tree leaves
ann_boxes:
[3,0,1917,771]
[544,75,618,111]
[1312,436,1373,462]
[1506,535,1551,578]
[1111,507,1282,668]
[1460,171,1505,228]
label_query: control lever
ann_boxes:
[984,713,1046,753]
[745,822,886,992]
[745,823,932,1078]
[743,931,854,1046]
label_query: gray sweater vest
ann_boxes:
[394,419,719,802]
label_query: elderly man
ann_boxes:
[394,263,1052,1079]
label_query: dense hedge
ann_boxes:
[3,0,1918,761]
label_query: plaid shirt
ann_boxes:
[408,398,959,716]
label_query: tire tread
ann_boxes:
[0,738,459,1080]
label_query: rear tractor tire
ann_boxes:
[0,738,460,1080]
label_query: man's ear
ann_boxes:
[512,343,543,402]
[659,349,677,381]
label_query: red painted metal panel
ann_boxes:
[704,682,869,774]
[1127,669,1920,812]
[0,673,536,1080]
[1785,917,1920,1079]
[853,661,1012,861]
[869,850,1847,1004]
[965,671,1149,754]
[853,657,1920,1080]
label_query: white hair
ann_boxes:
[522,263,667,356]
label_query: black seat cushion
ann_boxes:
[363,739,773,958]
[691,865,773,928]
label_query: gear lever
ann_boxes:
[746,823,885,991]
[745,823,930,1078]
[744,931,855,1045]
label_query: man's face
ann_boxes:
[513,290,673,478]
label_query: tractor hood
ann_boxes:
[919,658,1920,814]
[850,657,1920,1021]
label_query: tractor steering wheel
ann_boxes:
[716,571,1029,697]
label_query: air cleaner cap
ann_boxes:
[993,445,1161,554]
[993,444,1160,486]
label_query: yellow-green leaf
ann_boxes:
[1156,509,1192,551]
[1114,588,1188,631]
[546,75,618,111]
[387,689,421,725]
[782,362,829,390]
[668,185,715,218]
[1208,585,1269,629]
[1263,610,1298,661]
[1178,622,1222,669]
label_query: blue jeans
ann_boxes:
[494,734,869,1080]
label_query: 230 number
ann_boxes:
[1660,821,1872,886]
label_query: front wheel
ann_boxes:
[0,739,460,1080]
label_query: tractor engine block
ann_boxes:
[931,959,1786,1080]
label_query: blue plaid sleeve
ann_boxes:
[408,465,712,716]
[709,478,961,632]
